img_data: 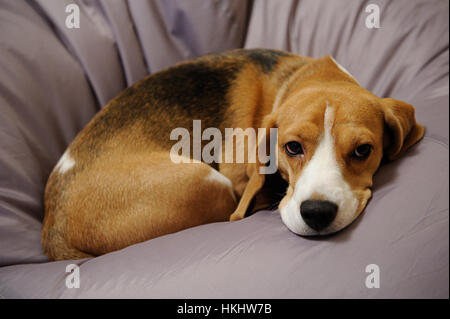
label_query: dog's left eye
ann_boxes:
[285,141,304,157]
[353,144,372,159]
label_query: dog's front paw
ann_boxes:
[229,212,244,221]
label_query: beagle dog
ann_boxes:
[42,49,424,260]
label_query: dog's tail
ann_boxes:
[42,225,94,261]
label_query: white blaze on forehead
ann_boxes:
[280,104,358,235]
[323,103,335,131]
[55,149,75,174]
[330,56,358,84]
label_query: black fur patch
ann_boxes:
[79,56,243,155]
[232,49,291,74]
[76,49,292,157]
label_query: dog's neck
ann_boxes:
[249,57,314,129]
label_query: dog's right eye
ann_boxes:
[352,144,372,160]
[285,141,304,157]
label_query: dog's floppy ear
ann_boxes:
[229,114,277,221]
[382,98,425,161]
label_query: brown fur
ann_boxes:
[42,49,424,260]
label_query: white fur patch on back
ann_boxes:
[330,56,358,83]
[55,149,75,174]
[280,104,358,235]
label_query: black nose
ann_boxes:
[300,200,338,231]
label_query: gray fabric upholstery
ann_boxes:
[0,0,448,298]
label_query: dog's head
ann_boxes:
[242,56,424,236]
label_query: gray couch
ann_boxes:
[0,0,448,298]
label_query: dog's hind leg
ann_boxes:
[59,151,237,257]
